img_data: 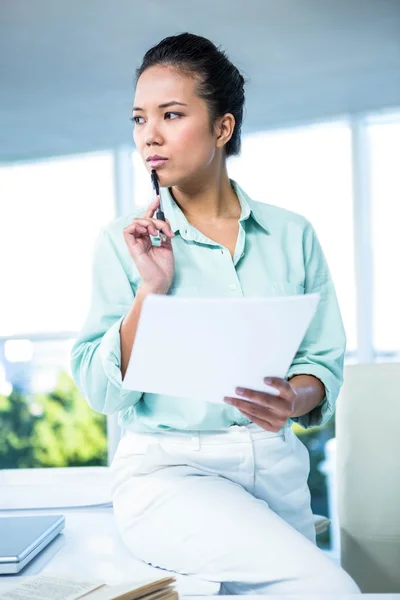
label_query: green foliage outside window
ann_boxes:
[0,370,107,469]
[292,417,336,549]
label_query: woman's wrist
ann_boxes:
[289,374,325,418]
[138,283,170,296]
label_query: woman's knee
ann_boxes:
[303,563,361,594]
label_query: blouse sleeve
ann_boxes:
[70,228,143,415]
[286,221,346,429]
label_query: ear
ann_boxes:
[215,113,235,149]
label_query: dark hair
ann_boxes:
[135,32,247,157]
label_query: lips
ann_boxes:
[147,155,168,161]
[147,156,168,168]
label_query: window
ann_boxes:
[0,152,116,468]
[228,121,356,352]
[0,152,116,335]
[367,115,400,355]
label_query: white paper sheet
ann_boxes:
[122,293,320,403]
[0,575,102,600]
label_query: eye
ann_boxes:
[165,112,183,120]
[130,116,144,125]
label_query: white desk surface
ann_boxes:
[1,468,399,598]
[1,507,400,599]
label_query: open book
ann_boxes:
[0,574,178,600]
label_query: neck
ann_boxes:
[169,162,241,223]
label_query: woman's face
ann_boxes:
[133,65,222,188]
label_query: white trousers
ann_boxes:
[111,422,360,595]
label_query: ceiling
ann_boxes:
[1,0,400,163]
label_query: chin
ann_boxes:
[155,170,185,190]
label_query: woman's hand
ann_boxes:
[223,377,297,432]
[123,196,176,294]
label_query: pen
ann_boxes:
[151,169,167,243]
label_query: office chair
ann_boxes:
[336,362,400,592]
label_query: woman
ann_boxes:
[71,33,360,594]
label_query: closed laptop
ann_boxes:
[0,515,65,574]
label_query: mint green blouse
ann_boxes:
[70,180,346,433]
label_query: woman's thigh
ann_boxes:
[111,437,360,594]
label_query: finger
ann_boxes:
[231,387,287,417]
[143,196,160,219]
[125,219,171,239]
[235,408,279,433]
[151,217,174,231]
[132,225,147,235]
[137,218,174,238]
[264,377,296,398]
[124,224,162,242]
[125,220,158,237]
[227,397,265,419]
[235,387,278,405]
[224,396,273,420]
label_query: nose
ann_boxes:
[144,120,163,147]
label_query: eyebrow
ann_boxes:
[132,101,188,112]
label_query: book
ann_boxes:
[0,573,178,600]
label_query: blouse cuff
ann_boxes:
[98,315,132,399]
[286,364,337,429]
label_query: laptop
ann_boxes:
[0,515,65,574]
